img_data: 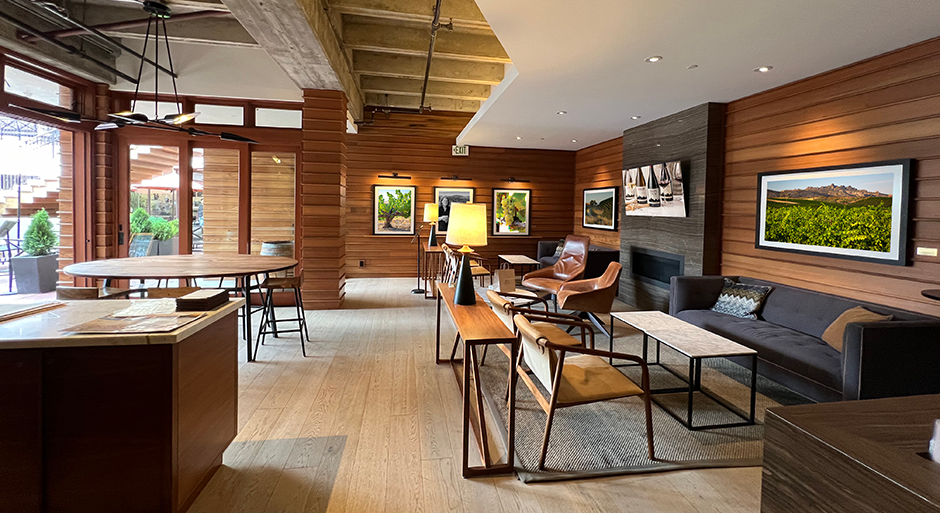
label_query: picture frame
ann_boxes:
[623,161,687,217]
[373,184,417,236]
[756,159,911,266]
[433,186,474,234]
[492,188,531,236]
[582,186,618,231]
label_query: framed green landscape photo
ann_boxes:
[492,188,530,236]
[373,185,416,236]
[756,160,911,265]
[582,186,618,230]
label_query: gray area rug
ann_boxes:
[477,325,809,483]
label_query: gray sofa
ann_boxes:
[670,275,940,403]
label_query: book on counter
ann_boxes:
[176,289,230,311]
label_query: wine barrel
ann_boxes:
[260,240,294,277]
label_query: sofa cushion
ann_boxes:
[738,278,866,338]
[710,278,772,320]
[821,306,893,352]
[675,309,843,391]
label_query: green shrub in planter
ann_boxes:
[151,218,180,241]
[130,207,152,234]
[22,208,58,256]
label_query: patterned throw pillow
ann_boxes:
[552,239,565,258]
[710,278,773,320]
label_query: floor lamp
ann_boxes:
[410,224,425,294]
[445,203,487,305]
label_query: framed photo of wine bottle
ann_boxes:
[623,161,687,217]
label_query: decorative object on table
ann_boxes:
[373,185,416,235]
[710,278,773,320]
[445,203,488,305]
[493,268,516,293]
[756,159,911,265]
[11,208,59,294]
[492,188,531,236]
[176,289,229,311]
[410,225,426,294]
[582,186,618,231]
[424,203,440,246]
[623,162,687,217]
[433,187,474,233]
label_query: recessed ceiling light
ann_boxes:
[645,55,662,63]
[687,64,699,69]
[571,139,577,143]
[631,116,641,120]
[556,111,567,115]
[516,136,522,140]
[754,65,773,73]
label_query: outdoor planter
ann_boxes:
[12,253,59,293]
[154,236,179,256]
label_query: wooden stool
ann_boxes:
[254,275,310,358]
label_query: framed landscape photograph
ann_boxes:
[623,161,687,217]
[433,187,474,233]
[492,188,530,236]
[756,160,911,265]
[582,186,618,230]
[373,185,416,236]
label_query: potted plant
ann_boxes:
[11,208,59,293]
[151,217,180,255]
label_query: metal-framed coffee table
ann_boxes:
[611,311,758,430]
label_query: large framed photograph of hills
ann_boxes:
[756,160,911,266]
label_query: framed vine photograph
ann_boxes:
[582,186,618,230]
[492,188,531,236]
[433,186,474,234]
[373,185,416,236]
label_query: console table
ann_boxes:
[762,394,940,513]
[436,283,517,478]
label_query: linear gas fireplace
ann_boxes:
[631,247,684,290]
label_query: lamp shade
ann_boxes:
[445,203,487,247]
[423,203,439,222]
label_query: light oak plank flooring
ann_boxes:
[189,278,762,512]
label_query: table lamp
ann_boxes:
[424,203,439,247]
[445,203,487,305]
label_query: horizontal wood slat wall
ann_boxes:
[249,152,296,255]
[347,111,576,278]
[201,149,240,255]
[573,137,623,249]
[57,130,73,285]
[723,36,940,317]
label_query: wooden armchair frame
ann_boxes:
[512,313,655,469]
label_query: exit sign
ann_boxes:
[452,145,469,157]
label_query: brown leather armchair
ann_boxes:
[521,235,590,305]
[556,262,623,357]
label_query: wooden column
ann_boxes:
[300,89,347,309]
[94,84,116,261]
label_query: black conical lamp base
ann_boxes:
[428,223,438,247]
[454,253,476,305]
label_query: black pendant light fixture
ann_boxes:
[13,1,258,144]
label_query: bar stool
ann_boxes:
[254,274,310,359]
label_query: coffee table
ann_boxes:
[498,254,540,273]
[611,311,758,430]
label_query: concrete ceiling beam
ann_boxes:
[360,75,489,100]
[222,0,363,119]
[77,6,257,47]
[330,0,492,33]
[163,0,231,13]
[365,92,479,112]
[353,50,503,84]
[343,22,508,63]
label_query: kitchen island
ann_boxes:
[0,299,243,513]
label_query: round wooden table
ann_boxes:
[64,254,298,362]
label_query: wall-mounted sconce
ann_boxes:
[505,177,531,183]
[441,175,472,181]
[378,172,412,179]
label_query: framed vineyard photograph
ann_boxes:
[756,160,911,265]
[582,186,618,230]
[433,186,474,234]
[492,188,531,236]
[373,185,416,236]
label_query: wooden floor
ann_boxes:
[189,277,762,513]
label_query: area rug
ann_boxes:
[476,324,810,483]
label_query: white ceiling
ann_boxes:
[459,0,940,150]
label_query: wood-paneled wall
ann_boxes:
[573,137,623,249]
[201,148,240,254]
[249,152,295,254]
[346,111,576,278]
[723,36,940,317]
[57,130,73,285]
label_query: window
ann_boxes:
[194,103,244,125]
[255,107,301,129]
[3,65,73,108]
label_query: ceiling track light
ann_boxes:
[505,177,530,183]
[441,175,472,181]
[377,172,412,180]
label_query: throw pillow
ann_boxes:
[821,306,893,352]
[711,278,773,320]
[552,239,565,258]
